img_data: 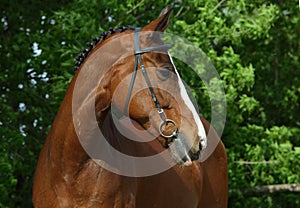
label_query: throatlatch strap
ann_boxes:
[123,54,138,114]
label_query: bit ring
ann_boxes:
[159,119,178,138]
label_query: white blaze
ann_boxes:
[168,53,207,149]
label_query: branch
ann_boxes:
[126,0,145,15]
[230,184,300,197]
[234,160,279,165]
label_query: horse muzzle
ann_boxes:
[168,132,201,166]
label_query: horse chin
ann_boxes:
[168,137,193,167]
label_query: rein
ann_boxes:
[124,28,178,139]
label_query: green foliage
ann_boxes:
[1,0,300,207]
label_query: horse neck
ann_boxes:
[45,30,166,175]
[45,37,132,175]
[45,75,89,176]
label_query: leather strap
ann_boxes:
[123,28,178,139]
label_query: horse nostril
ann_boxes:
[189,150,200,161]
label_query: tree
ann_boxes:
[1,0,299,207]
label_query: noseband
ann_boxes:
[124,28,178,139]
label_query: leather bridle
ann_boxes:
[124,28,178,139]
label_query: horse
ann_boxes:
[33,7,228,208]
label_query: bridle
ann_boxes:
[124,28,178,139]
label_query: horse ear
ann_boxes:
[142,6,172,32]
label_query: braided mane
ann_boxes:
[74,26,135,71]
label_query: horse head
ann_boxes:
[87,7,206,167]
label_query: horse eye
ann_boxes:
[156,68,172,80]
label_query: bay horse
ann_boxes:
[33,7,228,208]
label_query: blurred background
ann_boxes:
[1,0,299,207]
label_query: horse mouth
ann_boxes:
[179,153,193,166]
[168,134,200,166]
